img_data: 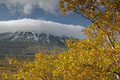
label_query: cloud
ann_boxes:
[0,19,86,39]
[0,0,59,14]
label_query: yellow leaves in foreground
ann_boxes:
[2,38,120,80]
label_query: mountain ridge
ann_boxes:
[0,31,69,46]
[0,31,69,54]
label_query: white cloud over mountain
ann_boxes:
[0,19,86,39]
[0,0,59,14]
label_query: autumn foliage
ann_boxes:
[3,0,120,80]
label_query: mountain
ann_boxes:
[0,31,69,55]
[0,31,68,45]
[0,19,86,55]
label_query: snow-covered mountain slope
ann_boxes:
[0,31,69,54]
[0,31,69,46]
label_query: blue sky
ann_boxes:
[0,0,90,27]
